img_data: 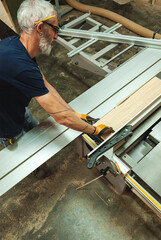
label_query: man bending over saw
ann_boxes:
[0,0,114,148]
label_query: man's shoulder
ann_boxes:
[0,36,23,60]
[0,36,27,58]
[0,36,39,75]
[0,36,18,48]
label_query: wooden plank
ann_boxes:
[95,76,161,139]
[0,0,17,34]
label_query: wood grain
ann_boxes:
[0,0,17,33]
[95,76,161,139]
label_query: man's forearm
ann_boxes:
[35,92,95,134]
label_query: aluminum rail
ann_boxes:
[58,28,161,49]
[100,44,134,67]
[67,23,122,57]
[125,174,161,216]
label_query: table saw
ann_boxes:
[58,14,161,217]
[78,73,161,217]
[0,14,161,217]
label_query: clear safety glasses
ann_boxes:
[34,16,59,34]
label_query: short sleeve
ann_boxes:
[15,65,49,98]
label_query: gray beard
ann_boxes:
[39,32,52,56]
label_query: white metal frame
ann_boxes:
[57,13,140,76]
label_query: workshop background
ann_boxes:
[0,0,161,240]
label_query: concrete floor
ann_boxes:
[1,1,161,240]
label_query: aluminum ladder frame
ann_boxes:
[57,13,142,76]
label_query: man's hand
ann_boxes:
[74,111,99,124]
[92,124,114,137]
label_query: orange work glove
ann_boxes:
[92,124,114,137]
[74,111,99,124]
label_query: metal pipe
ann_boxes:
[67,23,122,57]
[59,28,161,49]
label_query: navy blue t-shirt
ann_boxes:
[0,36,49,138]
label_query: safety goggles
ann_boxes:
[34,16,59,34]
[43,22,59,34]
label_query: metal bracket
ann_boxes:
[87,125,133,169]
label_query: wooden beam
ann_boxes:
[0,0,17,33]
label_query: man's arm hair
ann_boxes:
[35,92,95,134]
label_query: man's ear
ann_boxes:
[36,22,43,33]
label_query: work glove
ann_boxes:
[74,111,99,124]
[92,124,114,137]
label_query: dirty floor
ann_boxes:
[1,1,161,240]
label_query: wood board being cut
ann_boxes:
[95,75,161,140]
